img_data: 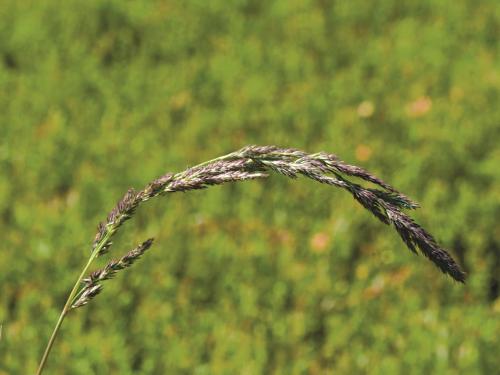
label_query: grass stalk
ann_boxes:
[36,145,466,373]
[36,231,111,375]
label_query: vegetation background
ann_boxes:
[1,0,499,373]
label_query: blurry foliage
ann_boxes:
[1,0,499,373]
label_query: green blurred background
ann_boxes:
[1,0,499,374]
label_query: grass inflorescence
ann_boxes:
[36,145,466,374]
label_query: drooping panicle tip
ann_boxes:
[456,270,467,283]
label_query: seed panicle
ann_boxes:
[86,144,466,298]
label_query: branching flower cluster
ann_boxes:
[84,145,465,307]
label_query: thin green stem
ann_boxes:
[36,232,111,375]
[184,152,236,169]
